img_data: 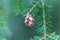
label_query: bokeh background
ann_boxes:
[0,0,60,40]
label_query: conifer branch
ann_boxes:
[46,34,57,40]
[27,0,40,14]
[40,37,45,40]
[41,0,46,40]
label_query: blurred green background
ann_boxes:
[0,0,60,40]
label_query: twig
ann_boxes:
[41,0,46,40]
[27,0,40,14]
[39,37,45,40]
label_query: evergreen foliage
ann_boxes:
[0,0,60,40]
